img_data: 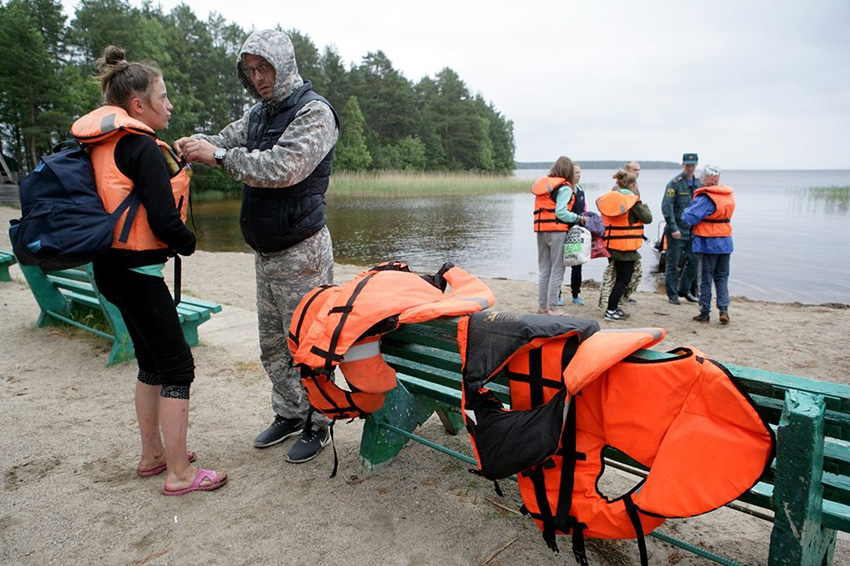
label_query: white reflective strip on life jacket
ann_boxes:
[342,340,382,362]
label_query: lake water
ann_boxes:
[190,168,850,305]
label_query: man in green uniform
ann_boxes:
[662,153,701,304]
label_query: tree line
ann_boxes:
[0,0,516,194]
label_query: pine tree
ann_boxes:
[335,96,371,171]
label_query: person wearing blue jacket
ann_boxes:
[681,165,735,324]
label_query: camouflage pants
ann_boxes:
[598,258,642,308]
[255,226,333,426]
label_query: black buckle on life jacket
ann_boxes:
[570,522,588,566]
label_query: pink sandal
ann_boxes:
[161,468,228,496]
[136,450,197,478]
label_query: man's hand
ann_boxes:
[176,138,218,166]
[670,230,681,240]
[173,136,192,159]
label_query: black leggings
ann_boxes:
[93,261,195,390]
[570,265,582,298]
[607,259,636,311]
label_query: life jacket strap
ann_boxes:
[624,493,649,566]
[468,469,504,496]
[571,524,588,566]
[328,421,339,478]
[302,372,370,418]
[309,345,344,364]
[289,285,336,349]
[322,273,377,367]
[113,190,142,244]
[526,465,559,553]
[554,397,580,530]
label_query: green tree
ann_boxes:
[423,68,482,171]
[349,51,417,145]
[288,29,321,89]
[207,13,250,128]
[70,0,143,62]
[319,45,350,110]
[393,136,427,171]
[0,0,75,168]
[334,96,371,171]
[480,99,515,173]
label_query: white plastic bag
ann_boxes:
[563,225,592,266]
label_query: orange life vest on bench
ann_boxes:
[289,261,495,420]
[459,312,774,565]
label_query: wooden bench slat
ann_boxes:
[180,296,223,313]
[48,277,98,295]
[396,373,463,407]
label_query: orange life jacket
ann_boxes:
[289,261,495,420]
[71,106,190,251]
[459,312,774,564]
[693,185,735,238]
[532,176,575,232]
[595,190,644,251]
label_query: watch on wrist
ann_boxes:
[214,147,226,166]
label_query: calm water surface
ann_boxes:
[190,169,850,305]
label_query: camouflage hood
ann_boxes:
[236,29,304,104]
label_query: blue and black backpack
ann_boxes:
[9,142,140,271]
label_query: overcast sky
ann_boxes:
[62,0,850,169]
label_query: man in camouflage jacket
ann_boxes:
[176,29,339,464]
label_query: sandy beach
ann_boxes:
[2,204,849,566]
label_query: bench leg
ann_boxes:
[180,322,201,347]
[359,382,437,474]
[0,264,12,282]
[86,265,136,366]
[434,404,464,435]
[18,264,71,327]
[768,390,837,566]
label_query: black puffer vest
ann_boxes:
[240,82,338,252]
[571,184,586,216]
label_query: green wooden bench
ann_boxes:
[18,263,222,365]
[0,249,17,281]
[359,318,850,566]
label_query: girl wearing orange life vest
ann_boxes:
[73,46,226,496]
[681,164,735,324]
[595,169,652,321]
[533,156,587,315]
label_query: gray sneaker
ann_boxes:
[285,426,331,463]
[254,415,304,448]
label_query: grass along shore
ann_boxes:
[327,170,528,196]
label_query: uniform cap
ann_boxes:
[683,153,698,164]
